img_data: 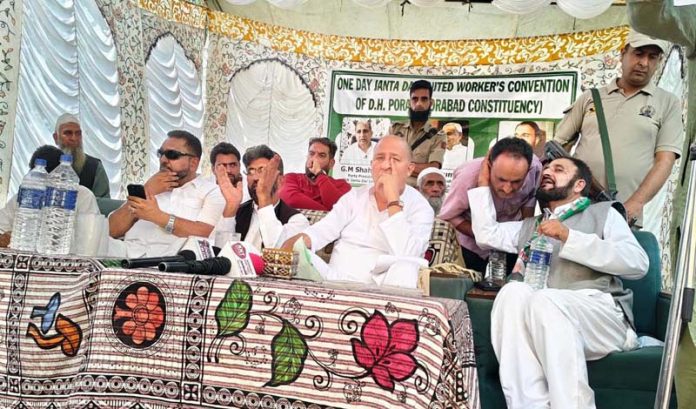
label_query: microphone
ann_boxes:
[249,253,265,276]
[158,257,232,275]
[217,241,258,277]
[180,236,216,260]
[121,250,196,269]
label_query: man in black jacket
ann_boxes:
[233,145,309,250]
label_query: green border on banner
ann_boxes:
[326,70,579,145]
[327,70,579,185]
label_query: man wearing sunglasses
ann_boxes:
[108,130,225,257]
[234,145,309,251]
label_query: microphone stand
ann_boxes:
[656,142,696,408]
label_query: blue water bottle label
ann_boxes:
[45,187,56,207]
[529,249,551,265]
[17,187,45,210]
[45,188,77,210]
[61,189,78,211]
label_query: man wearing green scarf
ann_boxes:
[469,156,649,409]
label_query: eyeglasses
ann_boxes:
[157,149,195,160]
[243,166,265,176]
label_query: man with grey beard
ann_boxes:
[416,167,446,215]
[53,114,110,198]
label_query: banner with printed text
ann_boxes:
[326,70,580,185]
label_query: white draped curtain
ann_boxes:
[226,60,318,173]
[223,0,615,18]
[11,0,121,198]
[145,35,204,177]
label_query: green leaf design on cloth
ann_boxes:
[215,280,252,337]
[265,319,308,387]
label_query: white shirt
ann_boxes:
[0,185,99,233]
[123,175,225,257]
[244,202,310,251]
[304,185,434,283]
[341,142,375,164]
[442,143,474,170]
[468,186,648,279]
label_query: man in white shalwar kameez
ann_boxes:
[468,156,648,409]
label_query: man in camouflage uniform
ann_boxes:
[390,80,446,187]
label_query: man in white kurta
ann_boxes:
[469,156,648,409]
[284,135,434,288]
[441,122,474,170]
[109,131,225,257]
[341,120,375,164]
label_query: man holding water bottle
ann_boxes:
[468,156,648,409]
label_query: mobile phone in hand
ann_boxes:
[126,184,146,199]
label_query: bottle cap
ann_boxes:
[60,154,73,163]
[35,158,47,167]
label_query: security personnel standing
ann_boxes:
[390,80,446,187]
[554,30,683,227]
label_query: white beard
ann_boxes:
[427,196,443,215]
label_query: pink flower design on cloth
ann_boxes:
[113,285,165,346]
[350,310,420,391]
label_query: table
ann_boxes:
[0,251,479,408]
[466,286,500,300]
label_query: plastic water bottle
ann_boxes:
[524,235,554,290]
[9,159,49,252]
[37,155,79,255]
[487,250,507,283]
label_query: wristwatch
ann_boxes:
[387,200,404,209]
[164,214,176,234]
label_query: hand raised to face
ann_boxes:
[255,154,281,207]
[215,163,244,213]
[477,153,491,187]
[145,170,179,196]
[307,159,322,177]
[375,162,400,203]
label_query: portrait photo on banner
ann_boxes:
[332,117,387,185]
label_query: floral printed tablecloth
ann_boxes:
[0,251,479,408]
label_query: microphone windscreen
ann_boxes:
[249,253,265,276]
[213,257,232,275]
[178,250,197,261]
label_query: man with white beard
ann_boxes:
[416,167,446,215]
[53,113,111,198]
